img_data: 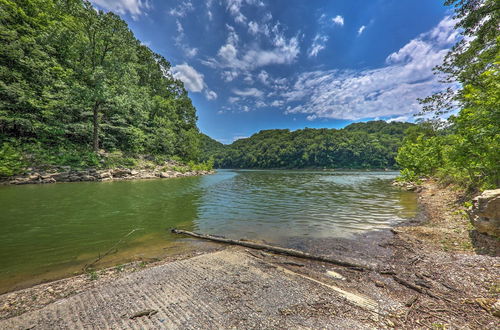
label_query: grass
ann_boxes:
[86,269,99,281]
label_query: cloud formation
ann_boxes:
[170,64,217,100]
[308,34,328,57]
[281,16,458,120]
[358,25,366,36]
[203,23,300,74]
[332,15,344,26]
[91,0,150,19]
[169,1,194,17]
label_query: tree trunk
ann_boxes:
[171,229,371,271]
[92,101,100,152]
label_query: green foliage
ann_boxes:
[86,269,98,281]
[100,151,137,169]
[0,142,25,177]
[396,168,420,183]
[187,159,214,171]
[397,1,499,190]
[0,0,201,170]
[204,121,413,169]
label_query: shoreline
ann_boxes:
[1,166,215,186]
[1,180,498,327]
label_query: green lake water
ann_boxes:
[0,170,417,293]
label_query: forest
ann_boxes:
[395,0,499,191]
[201,121,414,169]
[0,0,201,176]
[1,0,497,192]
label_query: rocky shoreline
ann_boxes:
[2,165,215,185]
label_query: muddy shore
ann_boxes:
[0,180,498,328]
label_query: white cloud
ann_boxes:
[171,64,217,101]
[270,99,284,107]
[205,90,218,100]
[206,0,214,20]
[233,87,264,98]
[386,115,410,123]
[203,21,300,73]
[308,34,328,57]
[169,1,194,17]
[90,0,150,19]
[283,16,458,121]
[248,21,259,35]
[257,70,269,84]
[358,25,366,36]
[228,96,240,103]
[332,15,344,26]
[233,135,249,141]
[171,64,205,92]
[174,20,198,58]
[225,0,265,25]
[221,70,239,82]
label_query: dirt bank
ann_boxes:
[0,180,498,328]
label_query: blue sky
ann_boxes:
[90,0,457,143]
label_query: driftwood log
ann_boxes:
[171,228,371,271]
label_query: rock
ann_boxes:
[160,172,171,178]
[51,172,70,181]
[325,270,346,280]
[97,171,111,179]
[41,178,56,184]
[130,170,139,176]
[470,189,500,237]
[492,299,500,317]
[112,168,131,177]
[80,175,95,181]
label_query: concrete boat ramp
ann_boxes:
[1,249,383,329]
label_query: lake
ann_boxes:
[0,170,417,293]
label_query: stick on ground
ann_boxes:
[171,228,371,271]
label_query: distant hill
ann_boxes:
[201,121,414,169]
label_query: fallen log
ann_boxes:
[171,228,371,271]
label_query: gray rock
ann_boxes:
[51,172,70,181]
[97,171,111,179]
[470,189,500,237]
[80,175,95,181]
[112,168,130,177]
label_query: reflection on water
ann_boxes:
[194,170,417,242]
[0,169,416,293]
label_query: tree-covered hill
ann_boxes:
[396,0,499,190]
[202,121,414,169]
[0,0,202,175]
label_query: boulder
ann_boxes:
[97,171,111,179]
[470,189,500,237]
[160,172,171,178]
[112,168,131,177]
[130,170,139,176]
[80,175,95,181]
[41,178,56,184]
[51,172,70,181]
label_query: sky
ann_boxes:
[90,0,457,143]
